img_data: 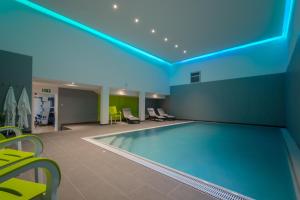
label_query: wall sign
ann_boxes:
[42,88,51,93]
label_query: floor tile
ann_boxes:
[18,121,217,200]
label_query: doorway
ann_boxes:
[32,94,55,133]
[32,82,58,134]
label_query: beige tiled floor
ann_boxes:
[32,125,55,134]
[23,121,218,200]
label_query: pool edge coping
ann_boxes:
[83,121,195,139]
[82,121,253,200]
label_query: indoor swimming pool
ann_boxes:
[88,122,297,200]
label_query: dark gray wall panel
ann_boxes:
[169,74,285,126]
[286,36,300,147]
[145,99,165,110]
[145,98,168,116]
[58,88,98,129]
[0,50,32,129]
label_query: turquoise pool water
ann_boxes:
[95,122,296,200]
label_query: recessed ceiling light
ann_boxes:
[164,37,168,42]
[134,18,139,23]
[174,44,179,48]
[119,90,126,95]
[112,4,118,10]
[64,82,78,87]
[183,50,187,54]
[151,29,156,34]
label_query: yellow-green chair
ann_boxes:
[0,127,23,149]
[109,106,122,124]
[0,126,43,182]
[0,157,61,200]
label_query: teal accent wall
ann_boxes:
[168,73,285,127]
[0,50,32,129]
[286,36,300,147]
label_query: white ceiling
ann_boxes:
[33,0,285,62]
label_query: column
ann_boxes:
[100,86,110,125]
[139,91,145,121]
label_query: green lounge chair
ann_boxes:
[0,126,23,149]
[0,126,43,182]
[109,106,122,124]
[0,157,61,200]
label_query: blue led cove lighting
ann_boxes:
[16,0,294,66]
[282,0,295,38]
[174,36,284,65]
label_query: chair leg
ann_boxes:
[34,168,39,182]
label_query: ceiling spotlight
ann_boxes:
[174,44,179,48]
[134,18,139,23]
[151,29,156,34]
[164,37,168,42]
[119,90,126,95]
[64,82,78,87]
[112,4,118,10]
[183,50,187,54]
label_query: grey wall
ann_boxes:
[145,98,168,116]
[169,73,285,126]
[146,99,165,110]
[286,36,300,147]
[0,50,32,129]
[58,88,98,129]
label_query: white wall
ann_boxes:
[0,1,170,94]
[170,39,289,85]
[169,0,299,86]
[32,84,58,97]
[110,88,139,97]
[1,1,298,89]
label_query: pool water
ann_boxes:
[95,122,296,200]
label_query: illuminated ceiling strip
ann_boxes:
[16,0,172,66]
[282,0,295,38]
[174,36,283,65]
[16,0,294,66]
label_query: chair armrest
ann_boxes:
[0,135,43,157]
[0,157,61,200]
[0,126,22,136]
